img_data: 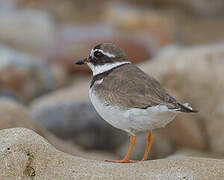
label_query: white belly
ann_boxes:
[89,88,179,135]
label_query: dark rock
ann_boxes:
[0,45,56,102]
[0,87,22,103]
[31,101,127,150]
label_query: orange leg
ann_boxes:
[106,135,136,163]
[141,131,153,161]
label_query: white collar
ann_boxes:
[88,61,131,76]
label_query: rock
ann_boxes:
[104,5,175,47]
[139,43,224,154]
[31,100,127,150]
[158,0,224,16]
[0,98,45,137]
[150,131,176,159]
[167,148,224,159]
[0,9,56,55]
[0,0,16,11]
[49,64,70,89]
[0,97,118,160]
[47,26,153,74]
[0,45,56,102]
[31,76,90,107]
[177,16,224,45]
[107,0,224,17]
[45,133,119,161]
[1,128,224,180]
[0,87,22,103]
[17,0,107,23]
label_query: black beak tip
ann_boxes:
[75,61,83,65]
[75,57,88,65]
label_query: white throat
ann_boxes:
[88,61,131,76]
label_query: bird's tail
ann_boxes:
[178,103,198,113]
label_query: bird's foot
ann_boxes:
[141,159,149,162]
[105,159,136,163]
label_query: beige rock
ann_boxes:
[139,43,224,153]
[17,0,106,23]
[104,4,175,47]
[49,64,70,88]
[0,9,56,55]
[156,0,224,16]
[178,17,224,45]
[167,148,224,159]
[106,0,224,16]
[0,98,45,137]
[1,128,224,180]
[0,98,117,161]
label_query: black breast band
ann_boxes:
[90,63,130,88]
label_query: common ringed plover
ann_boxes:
[76,43,197,163]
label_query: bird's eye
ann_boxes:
[94,51,103,58]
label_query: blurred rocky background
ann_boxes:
[1,0,224,178]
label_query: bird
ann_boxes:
[76,43,197,163]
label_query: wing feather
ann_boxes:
[95,64,195,112]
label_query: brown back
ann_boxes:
[93,64,182,110]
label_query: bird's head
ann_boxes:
[76,43,130,75]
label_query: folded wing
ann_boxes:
[98,64,197,113]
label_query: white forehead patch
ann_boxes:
[90,49,115,58]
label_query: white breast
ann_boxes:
[89,87,179,135]
[89,87,125,129]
